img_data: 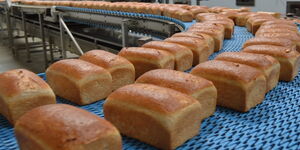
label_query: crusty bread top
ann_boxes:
[261,19,297,27]
[190,22,225,32]
[191,60,263,83]
[172,32,208,41]
[0,69,52,97]
[259,24,298,31]
[164,37,207,50]
[106,83,199,114]
[46,59,110,80]
[243,45,300,58]
[243,37,295,49]
[118,47,173,61]
[136,69,214,95]
[202,20,234,27]
[15,104,119,148]
[142,41,192,54]
[79,50,134,70]
[256,33,300,42]
[215,52,278,69]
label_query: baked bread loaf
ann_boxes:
[46,59,112,105]
[0,69,56,125]
[215,52,280,92]
[243,37,297,51]
[79,50,135,91]
[255,28,299,37]
[261,19,297,27]
[258,24,299,32]
[242,45,300,81]
[191,60,267,112]
[142,41,193,71]
[164,37,210,65]
[118,47,175,78]
[202,20,235,39]
[246,17,275,34]
[235,12,254,26]
[172,32,215,55]
[136,69,217,119]
[15,104,122,150]
[104,83,202,150]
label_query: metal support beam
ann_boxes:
[168,22,176,37]
[39,13,48,68]
[21,11,31,62]
[59,15,84,57]
[121,19,129,48]
[6,8,15,56]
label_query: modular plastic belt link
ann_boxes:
[0,27,300,150]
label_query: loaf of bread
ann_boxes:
[188,23,225,51]
[172,32,215,55]
[235,12,254,26]
[164,37,210,66]
[104,83,202,150]
[136,69,217,119]
[46,59,112,105]
[243,37,297,51]
[0,69,56,124]
[256,33,300,53]
[202,19,234,39]
[215,52,280,92]
[118,47,175,78]
[142,41,193,71]
[79,50,135,91]
[15,104,122,150]
[246,17,275,34]
[242,45,300,81]
[191,60,267,112]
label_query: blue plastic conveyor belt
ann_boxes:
[55,6,187,30]
[0,26,299,150]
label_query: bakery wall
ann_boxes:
[199,0,300,15]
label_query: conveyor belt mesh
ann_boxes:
[0,26,299,150]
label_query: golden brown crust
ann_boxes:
[164,36,210,65]
[191,60,263,83]
[171,32,215,54]
[243,37,296,49]
[0,69,51,97]
[15,104,122,150]
[215,52,277,69]
[118,47,174,62]
[261,19,297,27]
[142,41,193,71]
[46,59,109,80]
[106,83,199,114]
[79,50,134,70]
[136,69,214,94]
[242,45,299,58]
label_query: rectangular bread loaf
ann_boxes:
[118,47,175,78]
[215,52,280,92]
[0,69,56,124]
[15,104,122,150]
[187,25,224,52]
[191,60,267,112]
[136,69,217,119]
[202,19,235,39]
[104,83,202,150]
[164,37,210,66]
[80,50,135,91]
[46,59,113,105]
[142,41,193,71]
[242,45,300,81]
[171,32,215,55]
